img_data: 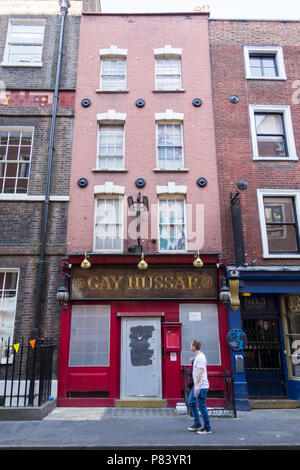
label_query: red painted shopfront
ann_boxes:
[57,254,231,408]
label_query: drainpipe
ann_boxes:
[28,0,71,406]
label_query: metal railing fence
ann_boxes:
[182,367,237,417]
[0,337,54,407]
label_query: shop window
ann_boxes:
[0,127,34,194]
[0,270,19,364]
[283,296,300,378]
[69,305,110,367]
[179,304,221,366]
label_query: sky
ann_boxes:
[100,0,300,20]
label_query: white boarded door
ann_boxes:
[121,317,162,399]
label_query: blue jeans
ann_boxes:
[188,387,211,431]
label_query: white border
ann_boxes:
[243,45,287,80]
[257,188,300,258]
[249,104,297,161]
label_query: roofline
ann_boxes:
[209,18,300,22]
[82,11,210,17]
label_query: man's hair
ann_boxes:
[192,339,201,351]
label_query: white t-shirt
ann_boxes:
[192,351,209,390]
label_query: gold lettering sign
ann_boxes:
[71,267,218,300]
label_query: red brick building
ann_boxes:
[57,9,232,408]
[209,20,300,405]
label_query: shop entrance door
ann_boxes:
[121,317,162,399]
[242,318,286,398]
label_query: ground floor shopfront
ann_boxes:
[226,267,300,409]
[57,254,231,408]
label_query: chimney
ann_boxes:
[83,0,102,12]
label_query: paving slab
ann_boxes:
[0,407,299,451]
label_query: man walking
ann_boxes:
[188,339,212,434]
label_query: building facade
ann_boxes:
[0,0,81,399]
[57,9,232,407]
[209,20,300,407]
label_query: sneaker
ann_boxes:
[188,424,202,432]
[197,429,212,434]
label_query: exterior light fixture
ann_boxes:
[81,252,91,269]
[193,251,203,268]
[57,285,69,304]
[219,277,231,304]
[138,252,148,270]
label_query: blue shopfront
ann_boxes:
[225,267,300,410]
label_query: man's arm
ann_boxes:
[194,368,204,395]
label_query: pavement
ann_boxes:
[0,406,300,456]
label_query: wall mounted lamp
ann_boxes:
[57,274,70,305]
[193,251,203,268]
[219,276,231,304]
[81,252,91,269]
[138,252,148,270]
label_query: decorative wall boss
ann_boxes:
[77,177,88,188]
[136,99,145,108]
[192,98,203,107]
[196,177,207,187]
[229,95,240,104]
[81,98,91,107]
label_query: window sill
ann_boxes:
[263,254,300,259]
[0,194,69,201]
[246,76,287,81]
[253,156,298,161]
[1,62,43,68]
[152,89,186,93]
[96,89,129,93]
[92,168,128,172]
[153,168,189,172]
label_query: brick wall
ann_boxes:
[0,14,80,90]
[209,20,300,265]
[0,7,80,377]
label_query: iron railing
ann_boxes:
[0,337,54,407]
[182,367,237,417]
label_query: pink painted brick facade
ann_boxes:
[67,13,222,256]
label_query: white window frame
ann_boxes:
[0,269,19,364]
[249,105,297,161]
[155,58,182,91]
[154,110,185,171]
[156,122,184,170]
[93,195,124,253]
[0,126,34,195]
[99,46,127,92]
[97,124,125,170]
[158,195,187,253]
[1,18,45,67]
[244,46,286,80]
[154,45,183,91]
[257,189,300,258]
